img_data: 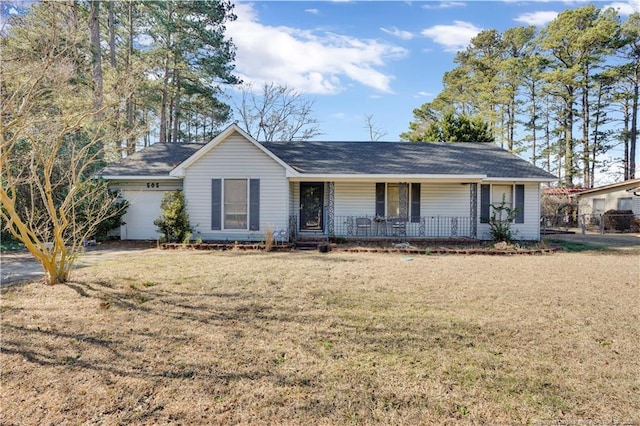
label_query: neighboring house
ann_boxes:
[101,124,556,241]
[572,178,640,217]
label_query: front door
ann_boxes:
[300,182,324,231]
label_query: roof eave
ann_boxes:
[486,177,557,183]
[102,175,182,181]
[286,173,487,182]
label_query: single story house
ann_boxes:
[101,124,556,242]
[571,178,640,217]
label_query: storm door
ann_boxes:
[300,182,324,231]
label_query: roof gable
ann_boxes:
[169,124,294,177]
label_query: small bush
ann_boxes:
[488,197,519,243]
[93,198,129,241]
[154,191,192,243]
[603,210,634,231]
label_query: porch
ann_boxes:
[289,214,476,240]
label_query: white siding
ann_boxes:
[333,181,471,218]
[182,134,289,241]
[421,183,469,217]
[477,182,541,241]
[334,182,376,217]
[577,187,640,216]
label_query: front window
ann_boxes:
[224,179,247,229]
[617,197,632,211]
[492,185,513,209]
[592,198,605,215]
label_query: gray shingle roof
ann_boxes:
[101,143,204,177]
[263,141,556,179]
[101,140,556,180]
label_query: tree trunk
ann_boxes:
[630,66,638,180]
[531,81,537,166]
[581,70,591,188]
[544,95,552,174]
[89,1,103,118]
[108,1,116,68]
[172,70,180,143]
[159,61,170,143]
[126,1,136,155]
[591,83,604,188]
[564,88,575,187]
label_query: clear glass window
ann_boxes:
[224,179,247,229]
[617,197,632,211]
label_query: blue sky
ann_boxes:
[2,0,638,144]
[226,0,640,141]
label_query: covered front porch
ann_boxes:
[288,180,480,241]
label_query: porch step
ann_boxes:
[295,238,328,250]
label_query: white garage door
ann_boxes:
[121,190,164,240]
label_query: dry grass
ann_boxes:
[1,249,639,425]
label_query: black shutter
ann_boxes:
[480,184,490,224]
[211,179,222,230]
[375,183,385,217]
[410,183,421,223]
[249,179,260,231]
[515,184,525,224]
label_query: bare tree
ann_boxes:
[1,7,129,284]
[234,82,323,141]
[363,114,388,141]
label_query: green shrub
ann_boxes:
[93,197,129,240]
[488,197,519,243]
[603,209,634,231]
[154,191,192,243]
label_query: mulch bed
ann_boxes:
[160,242,562,255]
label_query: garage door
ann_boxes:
[121,190,165,240]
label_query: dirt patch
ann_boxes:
[1,250,639,424]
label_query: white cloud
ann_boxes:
[421,21,482,52]
[305,8,320,15]
[603,0,640,16]
[380,26,414,40]
[513,11,558,26]
[226,3,407,94]
[422,2,466,9]
[417,91,433,98]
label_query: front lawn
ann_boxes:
[1,249,638,424]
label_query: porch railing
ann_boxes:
[333,215,474,239]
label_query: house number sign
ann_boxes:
[146,182,160,188]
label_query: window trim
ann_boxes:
[592,198,605,215]
[376,182,420,222]
[223,178,249,230]
[617,197,632,211]
[212,178,260,231]
[480,183,524,224]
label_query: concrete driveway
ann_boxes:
[1,242,156,286]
